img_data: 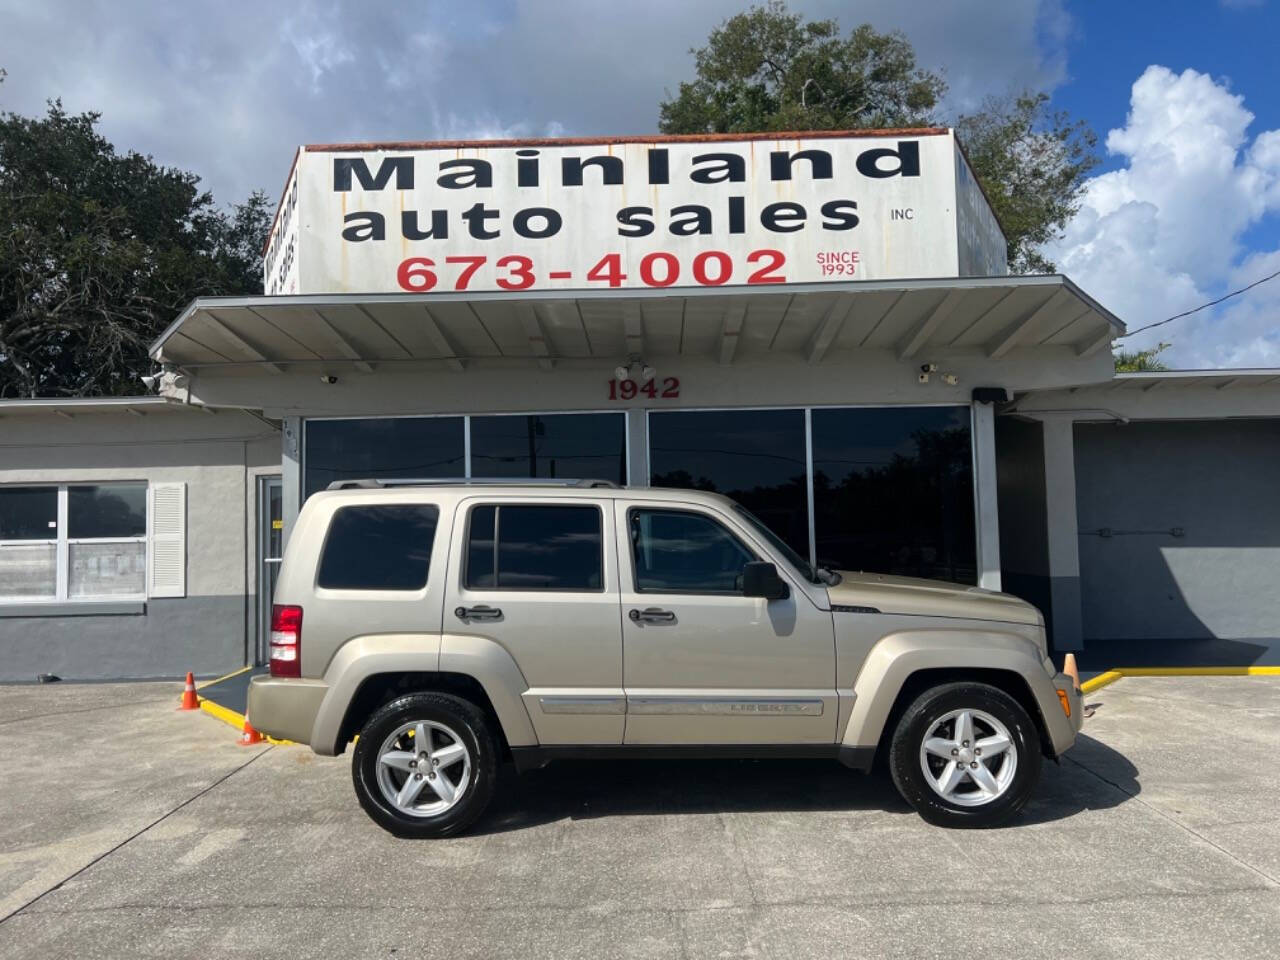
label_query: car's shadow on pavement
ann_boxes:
[471,733,1139,835]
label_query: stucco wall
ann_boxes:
[1074,418,1280,642]
[0,408,279,681]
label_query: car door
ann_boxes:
[444,496,624,744]
[617,500,837,745]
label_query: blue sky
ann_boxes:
[1,0,1277,367]
[1055,1,1280,147]
[1054,0,1280,255]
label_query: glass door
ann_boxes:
[255,475,283,665]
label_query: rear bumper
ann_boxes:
[247,675,328,745]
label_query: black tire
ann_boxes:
[888,682,1042,828]
[351,692,498,838]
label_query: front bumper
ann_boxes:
[246,675,328,745]
[1049,671,1085,747]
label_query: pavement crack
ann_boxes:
[17,884,1276,917]
[1064,752,1280,888]
[0,745,274,926]
[0,698,174,727]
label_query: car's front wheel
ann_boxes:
[352,692,497,838]
[888,682,1042,828]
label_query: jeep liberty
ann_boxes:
[248,479,1083,837]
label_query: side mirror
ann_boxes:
[742,561,789,601]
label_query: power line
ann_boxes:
[1120,265,1280,338]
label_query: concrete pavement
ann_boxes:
[0,676,1277,958]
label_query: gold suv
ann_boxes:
[248,480,1082,837]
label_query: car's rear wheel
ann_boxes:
[352,692,497,838]
[888,682,1041,828]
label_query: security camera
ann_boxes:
[320,374,338,385]
[921,362,938,374]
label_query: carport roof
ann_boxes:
[149,275,1124,373]
[0,396,183,417]
[1105,369,1280,390]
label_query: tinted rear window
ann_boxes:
[466,505,602,591]
[317,505,439,590]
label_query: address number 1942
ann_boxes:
[608,377,680,400]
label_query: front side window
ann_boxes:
[465,505,602,591]
[0,483,147,601]
[317,505,439,591]
[629,509,755,594]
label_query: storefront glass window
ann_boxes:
[648,409,810,560]
[811,406,975,583]
[304,417,465,497]
[470,413,626,484]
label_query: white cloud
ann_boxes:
[1044,66,1280,368]
[0,0,1070,205]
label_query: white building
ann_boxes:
[2,131,1276,680]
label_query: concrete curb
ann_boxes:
[196,664,252,690]
[1081,665,1280,694]
[197,696,294,745]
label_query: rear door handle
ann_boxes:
[455,605,503,622]
[629,607,676,624]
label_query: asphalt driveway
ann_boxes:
[0,675,1277,959]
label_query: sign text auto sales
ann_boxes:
[336,142,919,244]
[267,134,999,294]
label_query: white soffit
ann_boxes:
[150,276,1123,372]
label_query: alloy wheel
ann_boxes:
[918,708,1018,807]
[375,720,472,817]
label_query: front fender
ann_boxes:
[840,629,1074,756]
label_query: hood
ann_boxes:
[826,571,1044,627]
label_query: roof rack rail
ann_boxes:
[325,477,621,491]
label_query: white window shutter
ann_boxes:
[149,482,187,598]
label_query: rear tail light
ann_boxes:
[269,604,303,678]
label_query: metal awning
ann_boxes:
[150,275,1123,373]
[1095,370,1280,391]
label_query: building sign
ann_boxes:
[264,131,1006,296]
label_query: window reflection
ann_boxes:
[648,409,810,560]
[812,407,975,583]
[470,414,625,484]
[304,418,465,497]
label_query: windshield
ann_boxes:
[732,505,824,585]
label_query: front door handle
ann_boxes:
[455,605,503,622]
[629,607,676,624]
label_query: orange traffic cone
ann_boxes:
[1063,653,1081,692]
[178,672,199,711]
[237,718,264,746]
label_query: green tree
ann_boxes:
[659,1,944,134]
[0,101,271,398]
[658,2,1098,275]
[1113,342,1171,372]
[956,93,1097,273]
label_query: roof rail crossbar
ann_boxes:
[325,477,620,491]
